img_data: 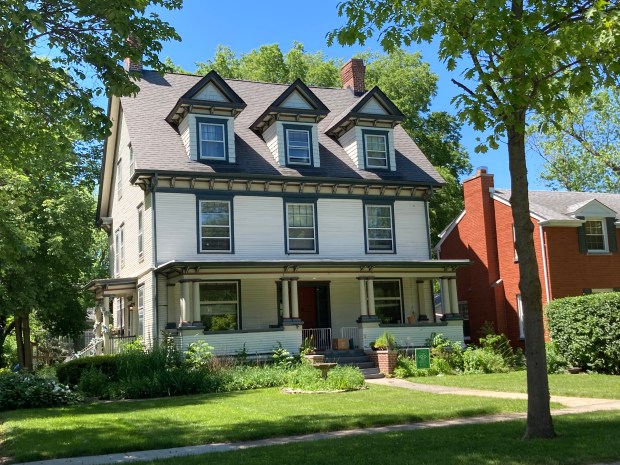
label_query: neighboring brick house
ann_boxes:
[435,168,620,345]
[85,58,468,355]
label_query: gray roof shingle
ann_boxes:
[121,71,444,186]
[493,189,620,221]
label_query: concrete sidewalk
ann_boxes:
[14,379,620,465]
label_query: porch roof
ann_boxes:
[155,259,470,275]
[83,277,138,296]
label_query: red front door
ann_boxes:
[298,286,317,329]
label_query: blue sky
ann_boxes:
[153,0,547,190]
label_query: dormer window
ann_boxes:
[363,131,389,169]
[199,119,227,160]
[284,125,312,166]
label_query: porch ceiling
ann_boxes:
[83,277,138,298]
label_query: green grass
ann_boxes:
[136,411,620,465]
[0,385,534,462]
[406,371,620,399]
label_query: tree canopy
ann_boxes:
[178,43,471,242]
[329,0,620,439]
[529,87,620,192]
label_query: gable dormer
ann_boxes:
[569,199,619,254]
[250,79,329,168]
[166,71,246,163]
[325,87,404,172]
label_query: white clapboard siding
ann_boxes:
[263,123,279,164]
[137,272,154,343]
[175,330,302,356]
[280,91,312,109]
[359,97,389,115]
[240,279,279,329]
[328,280,363,336]
[362,322,464,350]
[339,127,360,168]
[233,197,285,258]
[316,198,365,258]
[394,201,430,260]
[181,114,236,163]
[178,115,191,159]
[193,82,228,102]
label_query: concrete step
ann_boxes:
[361,367,384,379]
[324,356,371,364]
[321,349,366,357]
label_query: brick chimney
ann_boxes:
[123,36,143,73]
[340,58,366,96]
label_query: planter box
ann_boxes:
[369,350,398,375]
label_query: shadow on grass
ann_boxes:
[1,387,524,463]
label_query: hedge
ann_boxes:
[56,354,121,386]
[546,292,620,374]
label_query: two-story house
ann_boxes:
[85,58,468,355]
[436,168,620,345]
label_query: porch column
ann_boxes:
[449,278,459,315]
[290,278,299,320]
[192,281,201,324]
[358,278,368,316]
[95,304,103,355]
[167,283,177,326]
[416,281,427,320]
[102,297,110,354]
[441,278,451,315]
[180,281,190,323]
[366,278,376,317]
[281,278,291,319]
[123,297,130,336]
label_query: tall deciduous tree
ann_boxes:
[329,0,620,439]
[193,43,470,241]
[529,87,620,192]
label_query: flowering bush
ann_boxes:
[0,371,80,411]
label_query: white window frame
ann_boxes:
[200,281,240,331]
[584,219,608,253]
[137,205,144,260]
[116,159,123,199]
[516,294,524,339]
[199,200,232,252]
[285,128,311,165]
[364,133,388,169]
[365,204,394,253]
[373,279,403,324]
[199,122,226,160]
[286,203,316,253]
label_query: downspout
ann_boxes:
[539,223,551,304]
[151,176,159,342]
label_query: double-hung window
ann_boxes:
[128,144,135,176]
[286,203,316,252]
[199,200,232,252]
[584,219,607,252]
[200,281,239,331]
[116,160,123,199]
[364,132,388,169]
[114,226,124,275]
[137,286,144,337]
[365,204,394,252]
[137,206,144,260]
[373,280,403,324]
[199,122,226,160]
[285,127,311,165]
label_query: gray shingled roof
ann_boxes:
[121,71,444,185]
[493,189,620,221]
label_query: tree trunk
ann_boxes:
[0,316,16,369]
[507,116,555,439]
[14,314,34,371]
[15,315,24,368]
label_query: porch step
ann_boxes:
[321,349,384,379]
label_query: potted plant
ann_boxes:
[369,331,398,375]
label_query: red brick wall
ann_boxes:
[545,227,620,299]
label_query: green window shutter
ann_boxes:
[606,217,618,253]
[583,288,592,295]
[577,217,587,253]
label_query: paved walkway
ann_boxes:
[15,379,620,465]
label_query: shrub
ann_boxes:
[78,367,112,398]
[427,334,464,373]
[372,331,397,350]
[223,365,289,391]
[325,366,365,390]
[185,341,215,370]
[547,292,620,374]
[479,333,523,368]
[0,371,80,411]
[285,364,364,391]
[393,354,449,377]
[56,354,121,386]
[462,347,509,374]
[272,342,296,368]
[545,341,568,374]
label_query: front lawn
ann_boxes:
[137,411,620,465]
[0,384,532,462]
[406,371,620,399]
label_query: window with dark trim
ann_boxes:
[200,281,239,331]
[199,200,232,252]
[137,286,144,337]
[284,125,312,166]
[286,203,317,253]
[362,130,389,169]
[196,117,228,161]
[365,204,394,252]
[373,280,403,324]
[585,219,607,252]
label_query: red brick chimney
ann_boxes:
[123,36,143,73]
[340,58,366,96]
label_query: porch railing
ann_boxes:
[302,328,332,351]
[109,335,137,354]
[340,327,362,349]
